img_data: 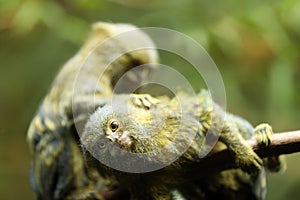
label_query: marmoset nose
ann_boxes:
[116,131,132,150]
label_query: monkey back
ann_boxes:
[27,22,158,199]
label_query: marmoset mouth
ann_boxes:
[104,133,133,152]
[115,132,132,150]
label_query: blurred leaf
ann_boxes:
[41,1,89,45]
[279,0,300,36]
[55,15,89,44]
[11,0,44,34]
[108,0,156,8]
[73,0,103,10]
[41,1,65,27]
[185,28,210,50]
[269,58,294,120]
[239,5,292,54]
[210,17,242,57]
[0,0,20,12]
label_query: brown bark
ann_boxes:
[186,130,300,176]
[248,130,300,157]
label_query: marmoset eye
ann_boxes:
[110,120,119,132]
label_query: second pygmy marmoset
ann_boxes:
[81,91,282,200]
[27,22,158,199]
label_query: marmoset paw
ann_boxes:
[130,94,159,110]
[254,123,273,147]
[255,124,287,173]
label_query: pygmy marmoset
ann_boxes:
[27,22,158,199]
[81,91,283,200]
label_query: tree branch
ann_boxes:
[186,130,300,177]
[248,130,300,157]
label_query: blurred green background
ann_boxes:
[0,0,300,199]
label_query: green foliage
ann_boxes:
[0,0,299,199]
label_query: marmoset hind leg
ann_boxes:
[224,114,285,173]
[218,120,263,174]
